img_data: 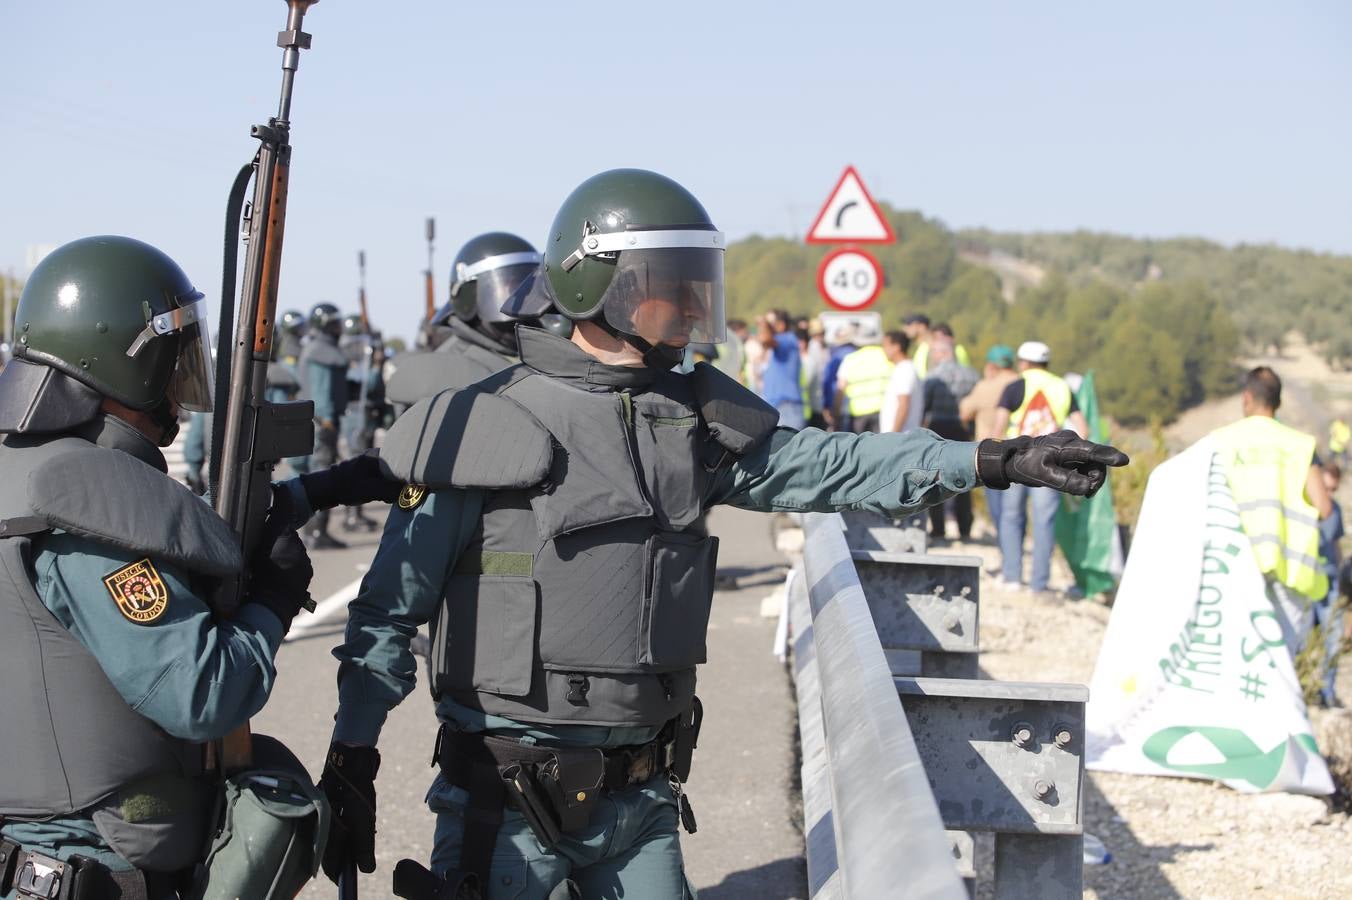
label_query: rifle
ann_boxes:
[424,217,436,321]
[209,0,321,770]
[357,250,370,331]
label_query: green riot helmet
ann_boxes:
[340,314,372,364]
[507,169,726,365]
[280,309,306,336]
[309,302,343,337]
[448,232,541,353]
[12,235,214,418]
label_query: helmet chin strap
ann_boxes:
[149,397,181,447]
[594,318,683,370]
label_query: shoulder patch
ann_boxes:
[689,362,780,455]
[103,558,170,625]
[397,484,427,510]
[381,388,552,490]
[28,447,243,577]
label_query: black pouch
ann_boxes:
[669,697,704,783]
[501,764,562,851]
[536,749,605,833]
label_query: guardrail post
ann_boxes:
[794,513,968,899]
[790,513,1086,899]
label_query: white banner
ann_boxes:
[1086,436,1333,795]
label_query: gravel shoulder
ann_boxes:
[941,528,1352,900]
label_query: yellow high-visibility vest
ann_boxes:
[1213,416,1328,601]
[1330,419,1350,455]
[912,341,970,379]
[838,345,892,417]
[1006,368,1073,438]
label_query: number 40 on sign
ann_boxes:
[817,247,883,311]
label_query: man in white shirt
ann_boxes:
[881,330,924,434]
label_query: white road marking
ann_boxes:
[285,573,365,640]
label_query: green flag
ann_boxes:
[1056,371,1122,596]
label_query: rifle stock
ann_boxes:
[211,0,321,772]
[357,250,369,331]
[424,216,436,321]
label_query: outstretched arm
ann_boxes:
[707,427,978,517]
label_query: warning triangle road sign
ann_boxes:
[806,165,896,244]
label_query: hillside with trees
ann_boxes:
[957,227,1352,366]
[724,204,1352,426]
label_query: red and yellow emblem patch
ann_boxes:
[103,558,170,624]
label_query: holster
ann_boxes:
[666,696,704,783]
[392,858,480,900]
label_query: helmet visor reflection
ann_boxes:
[598,248,726,346]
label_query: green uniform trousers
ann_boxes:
[427,772,695,900]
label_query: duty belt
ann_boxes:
[0,838,162,900]
[433,726,670,793]
[396,706,701,899]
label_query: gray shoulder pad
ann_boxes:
[380,388,552,490]
[28,448,243,576]
[301,341,348,369]
[384,350,499,406]
[690,362,780,455]
[266,361,300,390]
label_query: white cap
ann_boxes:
[1017,340,1051,364]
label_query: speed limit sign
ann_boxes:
[817,247,883,310]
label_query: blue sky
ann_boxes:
[3,1,1349,342]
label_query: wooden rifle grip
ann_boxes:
[254,157,291,355]
[221,725,254,773]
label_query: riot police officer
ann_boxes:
[0,236,318,898]
[277,309,307,366]
[384,232,541,412]
[298,301,351,549]
[340,315,386,531]
[318,171,1128,899]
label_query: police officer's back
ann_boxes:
[0,237,316,898]
[383,232,541,413]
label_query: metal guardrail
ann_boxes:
[791,511,1086,899]
[792,512,968,899]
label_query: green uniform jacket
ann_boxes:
[333,424,977,748]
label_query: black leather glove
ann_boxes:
[247,531,314,630]
[977,430,1129,497]
[320,742,381,884]
[300,450,401,511]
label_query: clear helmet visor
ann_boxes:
[499,264,554,320]
[599,248,726,346]
[166,301,214,413]
[473,263,539,324]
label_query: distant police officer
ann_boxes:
[277,309,307,366]
[340,315,386,531]
[384,233,541,412]
[318,171,1129,899]
[298,301,350,549]
[0,236,317,898]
